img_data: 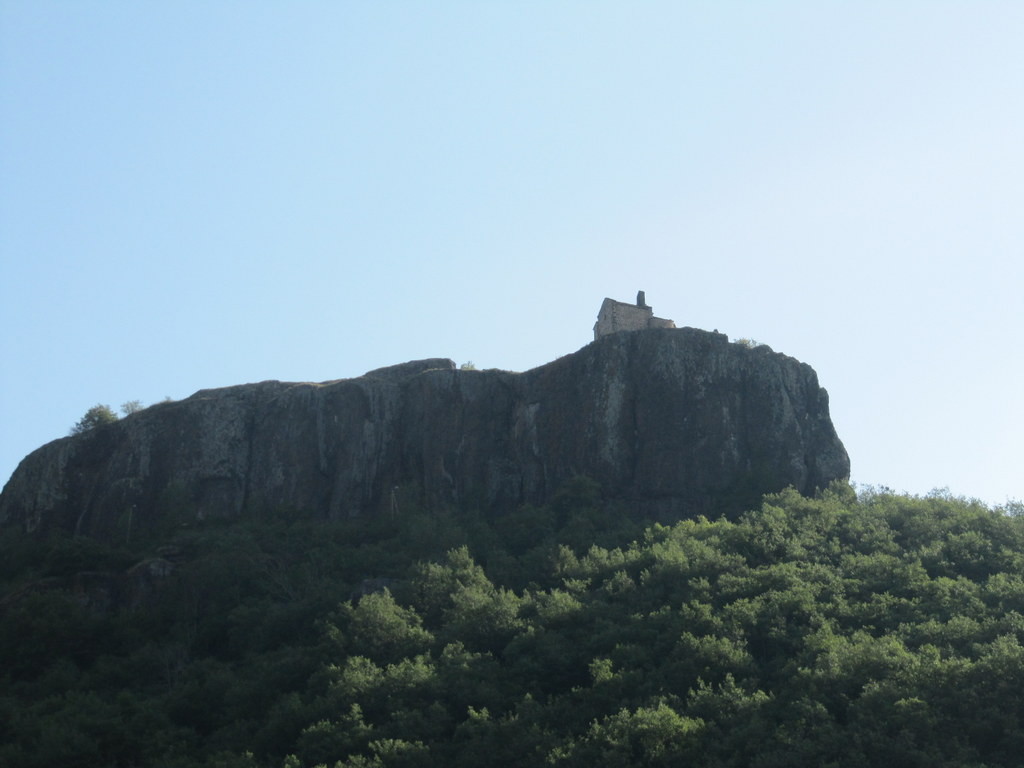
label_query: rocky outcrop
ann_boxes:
[0,329,849,540]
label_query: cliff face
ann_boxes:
[0,329,849,540]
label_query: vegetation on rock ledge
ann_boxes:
[2,482,1024,767]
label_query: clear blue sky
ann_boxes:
[2,3,1021,507]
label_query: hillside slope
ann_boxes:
[2,486,1023,767]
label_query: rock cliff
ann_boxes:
[0,329,849,540]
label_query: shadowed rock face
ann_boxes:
[0,329,849,540]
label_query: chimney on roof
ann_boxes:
[636,290,648,308]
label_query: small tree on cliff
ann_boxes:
[70,404,119,435]
[120,400,144,416]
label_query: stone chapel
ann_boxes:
[593,291,676,340]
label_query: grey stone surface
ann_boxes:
[0,328,849,540]
[593,294,676,339]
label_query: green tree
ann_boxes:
[120,399,144,416]
[551,701,704,767]
[70,404,118,435]
[337,590,434,665]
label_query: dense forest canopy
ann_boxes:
[2,481,1024,767]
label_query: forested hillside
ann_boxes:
[3,480,1024,767]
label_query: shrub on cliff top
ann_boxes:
[69,404,118,435]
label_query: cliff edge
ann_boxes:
[0,329,849,540]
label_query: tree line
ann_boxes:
[2,480,1024,766]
